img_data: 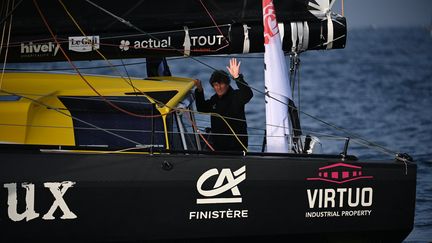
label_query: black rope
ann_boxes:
[21,0,397,156]
[0,89,142,145]
[84,0,231,76]
[0,0,22,26]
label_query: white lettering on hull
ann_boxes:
[305,187,374,218]
[307,187,373,209]
[2,181,77,222]
[4,183,40,222]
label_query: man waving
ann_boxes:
[194,58,253,152]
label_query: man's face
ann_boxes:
[212,82,229,97]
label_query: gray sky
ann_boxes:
[332,0,432,28]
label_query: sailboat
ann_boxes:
[0,0,416,242]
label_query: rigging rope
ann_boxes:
[0,122,351,142]
[58,0,219,150]
[341,0,345,17]
[0,0,22,26]
[0,0,14,89]
[33,0,173,119]
[198,0,229,45]
[58,0,145,101]
[18,0,395,156]
[0,89,143,146]
[56,0,246,151]
[3,55,264,72]
[84,0,229,70]
[0,0,8,58]
[0,87,393,156]
[103,0,145,32]
[183,110,215,151]
[0,86,391,144]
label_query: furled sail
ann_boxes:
[0,0,346,63]
[263,0,293,153]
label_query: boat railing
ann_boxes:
[0,89,405,161]
[0,119,372,159]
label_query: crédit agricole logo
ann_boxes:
[189,166,248,220]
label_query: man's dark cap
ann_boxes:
[209,70,230,85]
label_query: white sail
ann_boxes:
[263,0,293,153]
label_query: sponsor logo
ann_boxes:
[189,209,248,220]
[133,37,171,49]
[305,163,374,218]
[306,187,373,209]
[189,35,224,46]
[263,0,279,44]
[118,35,224,53]
[306,162,373,184]
[68,35,100,52]
[119,37,171,51]
[196,165,246,204]
[2,181,77,222]
[20,42,60,58]
[189,166,248,221]
[119,40,130,51]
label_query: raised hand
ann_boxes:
[226,58,241,79]
[194,79,203,92]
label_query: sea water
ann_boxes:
[6,27,432,242]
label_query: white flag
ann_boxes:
[263,0,293,153]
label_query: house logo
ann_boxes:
[305,163,374,218]
[306,162,373,184]
[68,36,100,52]
[119,40,130,51]
[196,166,246,204]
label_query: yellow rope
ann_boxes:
[178,108,248,152]
[58,1,126,76]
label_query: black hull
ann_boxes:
[0,148,416,242]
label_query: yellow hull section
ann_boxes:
[0,72,195,146]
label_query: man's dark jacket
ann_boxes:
[194,74,253,151]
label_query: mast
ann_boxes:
[262,0,341,153]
